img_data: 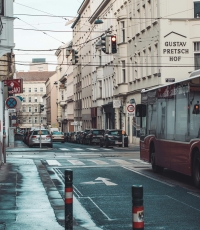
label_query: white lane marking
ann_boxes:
[167,195,200,212]
[111,159,132,165]
[46,160,61,166]
[123,166,175,187]
[59,148,69,151]
[88,159,109,165]
[188,192,200,198]
[87,148,99,151]
[68,160,85,165]
[131,159,150,165]
[87,197,115,221]
[73,148,83,151]
[100,148,112,151]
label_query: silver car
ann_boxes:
[29,129,53,148]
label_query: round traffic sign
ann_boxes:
[127,104,135,112]
[6,97,18,109]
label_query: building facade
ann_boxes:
[16,71,56,129]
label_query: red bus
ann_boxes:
[136,70,200,188]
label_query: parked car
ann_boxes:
[99,129,128,147]
[51,131,65,143]
[76,131,84,144]
[85,129,105,145]
[29,129,53,148]
[80,129,90,144]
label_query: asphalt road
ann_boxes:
[7,141,200,229]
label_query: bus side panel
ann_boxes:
[140,136,155,163]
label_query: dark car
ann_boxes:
[85,129,105,145]
[79,129,90,144]
[99,129,128,147]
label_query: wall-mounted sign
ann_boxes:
[113,100,121,108]
[165,78,175,82]
[4,79,23,94]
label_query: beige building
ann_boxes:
[16,71,55,129]
[45,72,59,129]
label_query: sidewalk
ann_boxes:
[0,141,87,230]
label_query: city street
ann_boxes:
[4,141,200,229]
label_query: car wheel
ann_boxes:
[62,141,65,143]
[100,142,103,147]
[119,144,122,147]
[151,152,163,173]
[125,143,128,147]
[29,145,33,148]
[49,144,53,148]
[89,140,92,145]
[193,151,200,188]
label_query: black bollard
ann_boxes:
[132,185,144,230]
[65,169,73,230]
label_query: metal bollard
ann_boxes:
[132,185,144,230]
[65,169,73,230]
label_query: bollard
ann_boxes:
[132,185,144,230]
[65,169,73,230]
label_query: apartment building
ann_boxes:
[16,71,55,129]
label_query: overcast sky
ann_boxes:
[14,0,81,72]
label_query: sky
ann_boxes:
[14,0,82,72]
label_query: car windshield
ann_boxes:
[52,131,63,135]
[33,130,49,135]
[93,130,104,135]
[109,130,124,135]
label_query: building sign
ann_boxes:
[4,79,23,94]
[113,100,121,108]
[163,32,189,62]
[166,78,175,82]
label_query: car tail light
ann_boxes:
[62,136,64,138]
[52,136,54,138]
[31,136,37,139]
[46,135,51,138]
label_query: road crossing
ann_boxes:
[45,158,150,167]
[59,147,113,151]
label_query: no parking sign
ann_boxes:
[126,103,135,116]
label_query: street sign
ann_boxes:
[71,121,78,126]
[113,100,121,108]
[8,109,16,113]
[4,79,23,94]
[6,97,17,109]
[126,103,135,116]
[165,78,175,82]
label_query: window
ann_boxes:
[35,117,37,124]
[29,97,31,102]
[28,88,31,92]
[194,42,200,70]
[29,117,31,123]
[23,97,26,102]
[23,88,25,93]
[22,107,26,112]
[23,118,26,123]
[29,107,32,112]
[34,88,37,92]
[35,107,38,112]
[34,97,37,102]
[40,87,43,92]
[61,91,64,100]
[0,0,4,15]
[121,21,126,42]
[122,60,126,82]
[194,1,200,18]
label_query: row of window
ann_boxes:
[22,97,42,103]
[22,107,40,112]
[20,117,43,123]
[23,87,44,93]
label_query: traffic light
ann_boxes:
[72,49,79,65]
[101,36,109,54]
[111,35,117,53]
[39,104,44,113]
[193,102,200,114]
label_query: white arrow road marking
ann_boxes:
[81,178,117,186]
[46,160,61,166]
[95,177,117,186]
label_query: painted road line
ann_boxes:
[123,166,175,187]
[59,148,69,151]
[100,148,112,151]
[188,192,200,198]
[111,159,133,165]
[68,160,85,165]
[73,148,83,151]
[131,159,150,165]
[87,148,99,151]
[46,160,61,166]
[88,159,109,165]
